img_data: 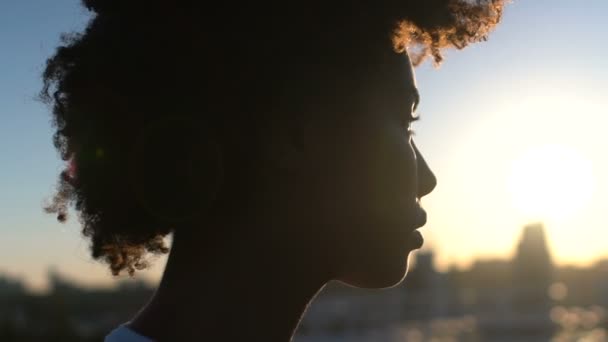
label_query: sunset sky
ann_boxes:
[1,0,608,291]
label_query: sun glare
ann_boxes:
[507,144,594,222]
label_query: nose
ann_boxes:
[413,143,436,198]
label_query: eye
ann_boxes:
[407,120,417,136]
[402,101,419,133]
[402,114,418,137]
[402,89,420,129]
[399,88,420,135]
[413,89,420,112]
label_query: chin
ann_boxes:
[338,249,413,289]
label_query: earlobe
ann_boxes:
[128,115,224,223]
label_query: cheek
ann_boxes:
[331,129,417,288]
[352,125,417,217]
[316,122,418,239]
[379,127,417,198]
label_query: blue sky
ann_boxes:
[2,0,608,291]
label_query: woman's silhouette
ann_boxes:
[41,0,505,340]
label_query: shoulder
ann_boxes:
[105,325,154,342]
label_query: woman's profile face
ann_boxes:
[298,50,436,289]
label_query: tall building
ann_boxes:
[512,222,554,313]
[513,223,553,285]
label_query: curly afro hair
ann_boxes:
[41,0,507,276]
[393,0,507,66]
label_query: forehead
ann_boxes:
[402,52,417,88]
[385,50,416,89]
[356,50,418,103]
[301,49,419,137]
[310,50,416,128]
[299,49,418,123]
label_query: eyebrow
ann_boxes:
[412,87,421,112]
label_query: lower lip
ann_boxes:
[408,230,424,250]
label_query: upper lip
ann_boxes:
[414,206,427,228]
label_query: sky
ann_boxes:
[1,0,608,292]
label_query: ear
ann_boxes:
[128,115,223,223]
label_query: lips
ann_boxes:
[406,206,427,250]
[414,206,427,228]
[408,230,424,249]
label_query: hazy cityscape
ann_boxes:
[2,223,608,341]
[299,223,608,341]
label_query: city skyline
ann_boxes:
[3,222,608,341]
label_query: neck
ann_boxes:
[128,214,329,341]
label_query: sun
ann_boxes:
[507,144,594,222]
